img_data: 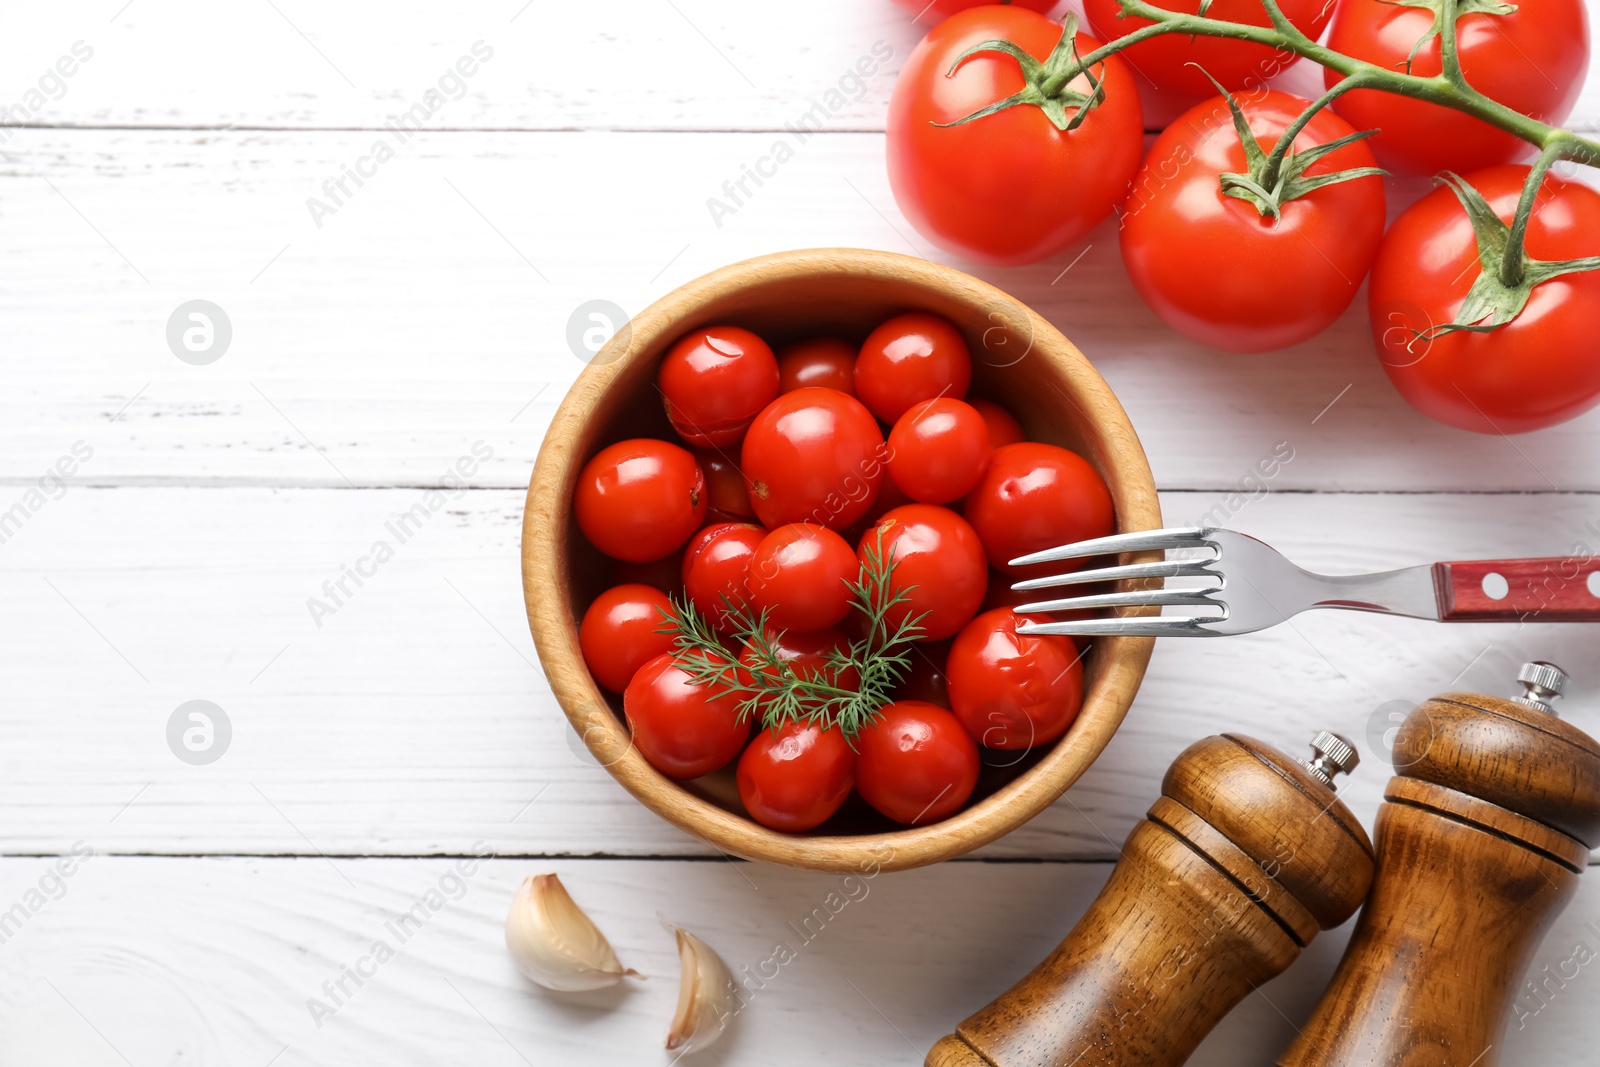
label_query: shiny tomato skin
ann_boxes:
[735,626,858,692]
[855,701,980,825]
[658,326,780,447]
[964,442,1115,576]
[1370,165,1600,434]
[575,439,707,563]
[968,398,1025,448]
[888,398,992,504]
[891,0,1054,26]
[737,721,857,832]
[887,7,1143,266]
[1326,0,1590,174]
[1121,90,1386,353]
[855,313,973,423]
[579,584,678,693]
[947,608,1084,750]
[624,653,749,779]
[860,504,988,642]
[1085,0,1333,95]
[741,387,887,531]
[777,337,857,395]
[691,447,756,522]
[747,523,859,632]
[682,522,765,630]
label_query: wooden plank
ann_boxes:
[0,855,1595,1064]
[4,129,1600,493]
[3,1,1596,131]
[1,484,1595,859]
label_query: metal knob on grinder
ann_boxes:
[926,732,1374,1067]
[1280,663,1600,1067]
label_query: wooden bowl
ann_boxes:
[522,248,1161,872]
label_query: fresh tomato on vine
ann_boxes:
[1083,0,1334,96]
[887,8,1144,266]
[1120,88,1386,353]
[1370,165,1600,434]
[891,0,1056,27]
[1326,0,1590,175]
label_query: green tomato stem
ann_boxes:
[1501,140,1571,287]
[1257,73,1377,193]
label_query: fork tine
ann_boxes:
[1008,527,1216,569]
[1013,589,1223,615]
[1016,616,1225,638]
[1009,558,1220,592]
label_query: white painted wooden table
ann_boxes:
[2,2,1597,1064]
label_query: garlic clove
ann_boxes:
[666,927,739,1054]
[505,873,639,992]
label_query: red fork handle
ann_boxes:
[1435,558,1600,622]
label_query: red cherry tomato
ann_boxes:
[624,653,749,779]
[855,701,980,825]
[735,626,859,693]
[891,0,1055,26]
[887,7,1143,265]
[777,337,856,395]
[747,523,859,632]
[1084,0,1334,95]
[947,608,1083,750]
[967,398,1025,448]
[1120,89,1386,353]
[888,398,992,504]
[1326,0,1590,174]
[579,584,678,693]
[658,326,780,447]
[682,522,764,630]
[575,439,707,563]
[737,721,857,832]
[964,442,1114,576]
[692,447,756,522]
[860,504,988,642]
[855,313,973,423]
[741,387,887,531]
[1370,165,1600,434]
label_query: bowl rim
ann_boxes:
[522,247,1161,872]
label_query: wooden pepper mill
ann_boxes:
[927,731,1376,1067]
[1279,662,1600,1067]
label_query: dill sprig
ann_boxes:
[655,528,927,742]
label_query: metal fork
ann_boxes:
[1009,527,1600,638]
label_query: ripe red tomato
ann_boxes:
[1326,0,1590,174]
[860,504,987,642]
[747,523,859,631]
[887,7,1143,265]
[1120,89,1386,353]
[658,326,780,447]
[741,387,887,531]
[579,584,677,693]
[887,398,992,504]
[737,722,857,832]
[855,701,979,825]
[1084,0,1334,95]
[777,337,856,395]
[1370,165,1600,434]
[735,626,859,694]
[855,313,973,423]
[947,608,1084,750]
[968,398,1025,448]
[692,447,756,522]
[682,522,764,630]
[964,442,1114,576]
[624,653,749,779]
[891,0,1054,26]
[575,439,707,562]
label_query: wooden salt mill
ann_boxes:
[927,731,1376,1067]
[1280,662,1600,1067]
